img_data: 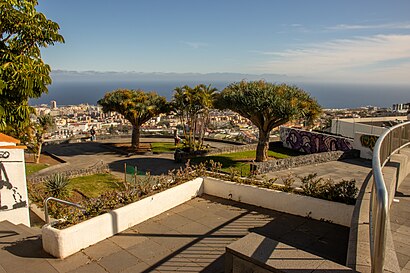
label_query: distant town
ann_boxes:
[33,100,410,143]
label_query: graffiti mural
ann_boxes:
[360,134,378,151]
[0,162,27,211]
[281,127,353,154]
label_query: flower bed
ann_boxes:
[42,175,355,259]
[42,178,204,258]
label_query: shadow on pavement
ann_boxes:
[109,157,183,175]
[3,236,53,259]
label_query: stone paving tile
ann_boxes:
[279,229,320,249]
[173,221,215,235]
[120,260,157,273]
[107,230,149,249]
[154,256,199,272]
[47,252,91,273]
[193,213,229,229]
[391,175,410,271]
[66,262,107,273]
[176,206,212,221]
[127,239,174,265]
[148,232,195,251]
[82,239,122,261]
[98,250,141,273]
[131,220,176,235]
[147,213,192,230]
[396,252,410,270]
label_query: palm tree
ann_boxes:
[172,84,217,151]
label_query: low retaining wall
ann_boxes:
[42,175,354,259]
[206,143,257,156]
[346,149,410,273]
[280,127,353,153]
[203,177,353,226]
[250,150,359,174]
[28,161,110,184]
[42,178,204,258]
[174,144,257,163]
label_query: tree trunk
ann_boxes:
[131,125,140,150]
[256,129,269,162]
[35,141,43,164]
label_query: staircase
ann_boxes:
[0,221,55,273]
[0,220,41,241]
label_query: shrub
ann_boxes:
[281,173,295,192]
[299,173,358,205]
[31,161,359,229]
[45,174,70,199]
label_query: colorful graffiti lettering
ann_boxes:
[360,134,378,151]
[281,127,353,154]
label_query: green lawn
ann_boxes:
[68,173,122,198]
[151,142,183,153]
[25,163,49,176]
[191,147,302,176]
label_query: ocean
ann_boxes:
[29,80,410,109]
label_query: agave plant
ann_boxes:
[45,174,71,199]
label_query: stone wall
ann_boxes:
[28,161,110,184]
[280,127,353,153]
[207,144,257,156]
[250,150,359,174]
[174,144,257,163]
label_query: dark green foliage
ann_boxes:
[172,84,217,151]
[300,173,358,205]
[0,0,64,130]
[30,162,358,229]
[45,174,70,199]
[216,80,321,161]
[97,89,168,148]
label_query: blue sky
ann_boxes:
[38,0,410,84]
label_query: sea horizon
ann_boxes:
[29,80,410,109]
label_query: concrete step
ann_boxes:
[0,221,40,243]
[17,224,41,237]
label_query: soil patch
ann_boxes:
[25,153,61,166]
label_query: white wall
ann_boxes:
[0,148,30,226]
[353,133,378,160]
[331,119,387,139]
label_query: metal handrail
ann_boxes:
[44,197,83,224]
[371,120,410,273]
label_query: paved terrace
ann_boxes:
[0,195,349,273]
[390,175,410,272]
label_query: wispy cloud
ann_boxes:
[181,41,208,49]
[327,22,410,30]
[253,34,410,83]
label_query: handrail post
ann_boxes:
[44,197,83,224]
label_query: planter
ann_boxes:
[174,148,209,163]
[42,176,354,259]
[42,178,204,259]
[203,177,354,227]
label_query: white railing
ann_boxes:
[371,121,410,273]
